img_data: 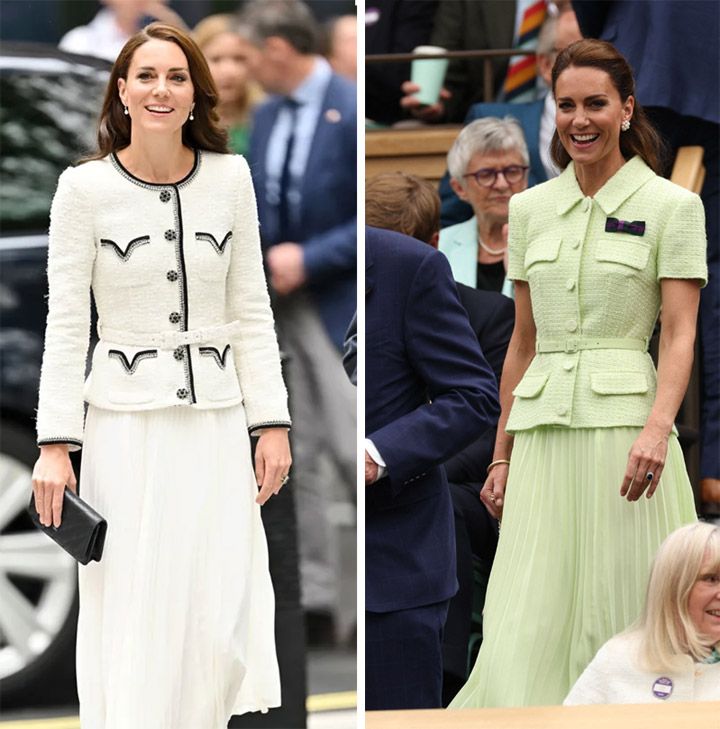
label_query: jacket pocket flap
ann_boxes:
[525,238,561,267]
[596,239,651,270]
[590,372,648,395]
[512,373,549,398]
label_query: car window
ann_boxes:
[0,66,108,234]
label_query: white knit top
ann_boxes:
[36,150,290,450]
[564,632,720,704]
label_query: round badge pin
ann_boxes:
[325,108,342,123]
[651,676,673,699]
[365,7,381,25]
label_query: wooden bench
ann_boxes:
[365,125,462,186]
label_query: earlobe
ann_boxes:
[450,178,468,202]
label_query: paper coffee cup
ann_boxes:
[410,45,449,106]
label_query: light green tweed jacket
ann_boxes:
[506,156,707,433]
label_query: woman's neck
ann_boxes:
[476,217,507,262]
[117,134,195,184]
[573,149,627,197]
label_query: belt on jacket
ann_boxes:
[535,336,649,354]
[97,320,242,350]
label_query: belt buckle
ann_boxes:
[564,339,579,353]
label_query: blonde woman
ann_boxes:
[565,522,720,704]
[193,14,263,154]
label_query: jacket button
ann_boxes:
[166,270,178,282]
[557,406,568,416]
[160,190,171,203]
[169,312,181,324]
[566,278,575,291]
[173,347,184,361]
[563,360,575,371]
[176,388,188,399]
[566,319,578,332]
[164,229,177,241]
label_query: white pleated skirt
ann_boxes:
[76,405,280,729]
[450,426,697,709]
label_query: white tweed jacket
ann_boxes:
[36,150,290,451]
[564,632,720,704]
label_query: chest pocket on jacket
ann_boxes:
[525,237,561,269]
[595,238,650,274]
[524,238,562,299]
[99,235,153,287]
[195,231,232,281]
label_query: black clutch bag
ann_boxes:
[28,488,107,565]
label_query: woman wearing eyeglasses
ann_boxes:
[439,117,530,298]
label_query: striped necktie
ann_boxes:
[503,0,547,102]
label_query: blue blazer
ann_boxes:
[439,98,547,228]
[365,227,500,612]
[249,73,357,350]
[573,0,719,125]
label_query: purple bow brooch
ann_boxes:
[605,217,645,236]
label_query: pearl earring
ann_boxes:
[621,119,630,132]
[123,105,129,115]
[189,110,194,121]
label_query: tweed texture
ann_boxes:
[37,152,290,449]
[506,156,707,432]
[565,632,720,704]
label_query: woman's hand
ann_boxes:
[480,463,509,521]
[32,445,77,527]
[254,429,292,506]
[620,424,670,501]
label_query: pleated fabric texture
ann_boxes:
[76,405,280,729]
[449,426,697,709]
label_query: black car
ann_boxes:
[0,43,110,708]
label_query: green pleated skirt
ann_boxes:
[449,426,697,709]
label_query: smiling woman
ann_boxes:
[565,522,720,704]
[31,21,291,729]
[448,39,707,710]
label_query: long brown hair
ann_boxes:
[550,39,665,174]
[83,22,228,162]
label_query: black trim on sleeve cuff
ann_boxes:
[37,438,83,448]
[248,421,292,436]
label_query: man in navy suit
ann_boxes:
[365,226,499,709]
[240,0,356,349]
[240,0,357,639]
[366,172,514,701]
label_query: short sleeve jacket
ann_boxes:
[505,156,707,432]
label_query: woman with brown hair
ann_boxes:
[450,39,707,708]
[31,22,290,727]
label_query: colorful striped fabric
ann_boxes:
[503,0,547,102]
